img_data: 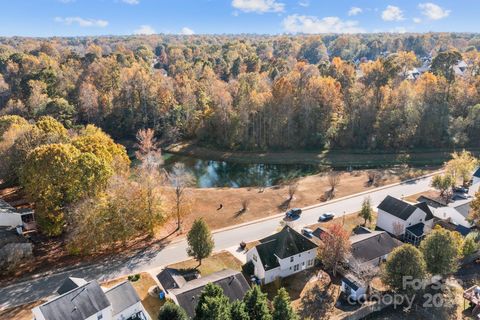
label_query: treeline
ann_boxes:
[0,34,480,151]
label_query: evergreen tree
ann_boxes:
[187,218,214,266]
[230,300,249,320]
[158,301,188,320]
[194,283,231,320]
[358,196,373,226]
[243,285,272,320]
[272,288,298,320]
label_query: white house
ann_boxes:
[376,196,434,245]
[32,279,150,320]
[246,226,318,284]
[341,227,403,301]
[0,199,35,233]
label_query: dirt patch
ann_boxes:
[167,251,243,276]
[0,300,45,320]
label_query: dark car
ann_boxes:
[318,212,335,222]
[453,186,469,194]
[285,208,302,218]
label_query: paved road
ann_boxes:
[0,172,437,310]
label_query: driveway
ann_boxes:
[0,172,437,310]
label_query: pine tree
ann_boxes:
[187,218,214,266]
[158,301,188,320]
[272,288,298,320]
[194,283,231,320]
[243,285,272,320]
[230,300,249,320]
[358,196,373,226]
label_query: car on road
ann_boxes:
[318,212,335,222]
[302,227,313,238]
[453,186,469,194]
[285,208,302,218]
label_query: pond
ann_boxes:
[162,153,322,188]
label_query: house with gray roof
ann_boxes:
[32,279,150,320]
[159,269,249,318]
[246,225,318,284]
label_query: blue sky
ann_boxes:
[0,0,478,37]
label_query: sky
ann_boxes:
[0,0,479,37]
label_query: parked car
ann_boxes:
[318,212,335,222]
[453,186,469,194]
[285,208,302,218]
[302,227,313,238]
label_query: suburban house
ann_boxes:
[472,167,480,191]
[0,198,35,234]
[158,268,250,318]
[431,197,474,233]
[341,227,403,301]
[32,278,150,320]
[376,196,434,245]
[246,225,318,284]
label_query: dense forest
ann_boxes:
[1,33,480,151]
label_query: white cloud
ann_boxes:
[298,0,309,7]
[122,0,140,4]
[134,25,156,35]
[54,17,108,27]
[283,14,364,34]
[413,17,422,23]
[381,5,404,21]
[419,3,450,20]
[348,7,362,16]
[232,0,285,13]
[180,27,195,35]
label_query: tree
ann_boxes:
[431,174,454,202]
[319,223,350,276]
[243,285,271,320]
[194,283,231,320]
[272,288,298,320]
[382,244,426,293]
[230,300,249,320]
[158,301,188,320]
[431,50,462,83]
[420,226,463,276]
[0,115,28,137]
[469,191,480,228]
[358,197,373,226]
[327,171,341,198]
[445,150,478,186]
[462,234,479,257]
[21,143,110,236]
[187,218,214,266]
[167,163,195,232]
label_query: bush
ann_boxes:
[242,261,254,276]
[128,274,141,282]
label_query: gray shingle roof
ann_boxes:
[377,196,418,221]
[414,202,434,221]
[0,199,16,215]
[255,226,317,271]
[38,281,110,320]
[57,277,88,295]
[157,268,187,291]
[350,231,403,264]
[105,281,141,316]
[169,269,250,318]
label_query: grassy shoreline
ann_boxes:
[165,142,480,168]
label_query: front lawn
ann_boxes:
[167,250,243,276]
[307,210,378,235]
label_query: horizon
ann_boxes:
[1,0,479,37]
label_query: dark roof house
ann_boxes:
[377,195,419,221]
[157,267,187,291]
[168,269,250,318]
[349,231,403,265]
[255,226,317,271]
[473,167,480,178]
[57,277,88,295]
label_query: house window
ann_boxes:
[302,262,305,266]
[253,255,257,262]
[290,257,294,262]
[294,264,299,271]
[97,314,103,320]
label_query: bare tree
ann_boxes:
[349,258,378,297]
[392,222,404,238]
[166,163,195,233]
[367,171,377,186]
[241,198,250,212]
[327,171,341,196]
[288,180,299,201]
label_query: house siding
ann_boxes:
[376,208,426,236]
